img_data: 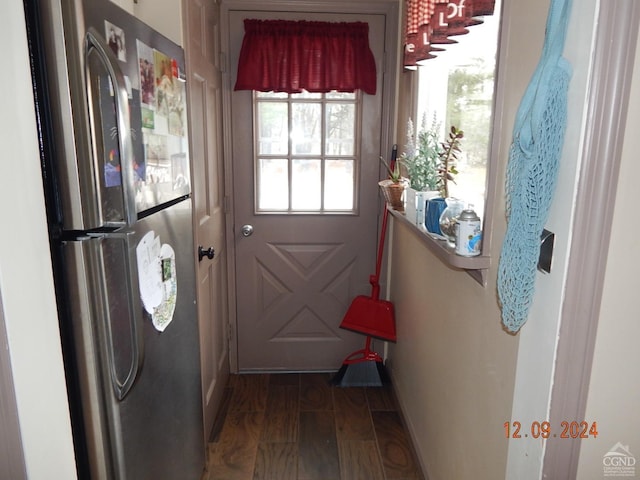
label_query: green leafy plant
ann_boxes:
[437,126,463,198]
[379,155,403,183]
[400,115,440,192]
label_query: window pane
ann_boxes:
[292,103,321,154]
[291,91,322,99]
[258,102,288,154]
[326,103,355,155]
[326,91,356,100]
[253,91,359,213]
[324,159,354,210]
[259,158,288,209]
[256,91,288,99]
[292,159,321,210]
[415,8,500,220]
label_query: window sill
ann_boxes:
[387,207,490,284]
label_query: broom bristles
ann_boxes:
[330,360,390,387]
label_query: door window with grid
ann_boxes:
[254,91,360,213]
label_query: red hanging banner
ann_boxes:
[404,0,496,68]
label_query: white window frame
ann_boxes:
[252,90,363,214]
[395,0,504,285]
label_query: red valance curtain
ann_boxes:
[404,0,496,68]
[234,19,377,94]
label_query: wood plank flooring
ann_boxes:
[204,373,423,480]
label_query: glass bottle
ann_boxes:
[439,197,464,246]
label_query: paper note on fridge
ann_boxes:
[136,231,178,332]
[136,230,163,314]
[151,243,177,332]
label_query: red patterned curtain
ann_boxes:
[234,19,377,94]
[404,0,496,68]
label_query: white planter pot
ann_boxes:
[405,188,440,226]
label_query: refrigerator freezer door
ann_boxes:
[35,0,128,231]
[85,28,137,228]
[64,199,204,479]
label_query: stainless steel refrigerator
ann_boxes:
[25,1,205,478]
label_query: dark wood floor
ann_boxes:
[203,373,424,480]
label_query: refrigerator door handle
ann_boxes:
[91,232,144,401]
[85,28,137,228]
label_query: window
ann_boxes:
[414,1,501,221]
[393,0,503,283]
[254,90,360,213]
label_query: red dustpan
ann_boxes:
[339,204,396,342]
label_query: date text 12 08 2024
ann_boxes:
[504,421,598,439]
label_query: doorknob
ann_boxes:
[198,246,215,262]
[241,225,254,237]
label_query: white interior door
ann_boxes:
[227,10,389,371]
[184,0,229,439]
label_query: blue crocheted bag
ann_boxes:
[498,0,573,333]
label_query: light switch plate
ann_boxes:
[538,229,555,274]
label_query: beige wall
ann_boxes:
[109,0,184,45]
[575,29,640,479]
[1,0,77,477]
[387,222,518,479]
[134,0,184,46]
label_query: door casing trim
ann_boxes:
[542,0,640,477]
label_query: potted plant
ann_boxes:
[425,125,464,236]
[378,154,408,211]
[400,115,442,225]
[436,125,463,199]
